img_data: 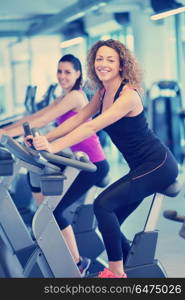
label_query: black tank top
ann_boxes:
[100,82,167,170]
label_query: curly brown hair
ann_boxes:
[87,39,144,92]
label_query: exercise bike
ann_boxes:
[0,132,101,277]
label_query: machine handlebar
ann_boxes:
[0,134,97,173]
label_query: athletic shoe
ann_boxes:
[98,268,127,278]
[77,256,91,277]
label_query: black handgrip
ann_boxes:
[23,122,33,145]
[23,122,32,136]
[31,127,40,137]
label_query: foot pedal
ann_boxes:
[163,210,185,223]
[179,221,185,239]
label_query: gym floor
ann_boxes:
[97,139,185,278]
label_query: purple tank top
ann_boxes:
[56,111,105,163]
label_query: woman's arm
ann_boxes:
[33,89,140,153]
[3,90,85,137]
[46,91,101,142]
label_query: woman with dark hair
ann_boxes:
[0,54,84,138]
[0,54,109,277]
[31,40,179,278]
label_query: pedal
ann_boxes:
[179,221,185,239]
[163,210,185,223]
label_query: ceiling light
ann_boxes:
[150,0,185,20]
[60,37,84,48]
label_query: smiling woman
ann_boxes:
[87,39,143,91]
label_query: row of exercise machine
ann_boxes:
[0,121,182,278]
[0,83,58,129]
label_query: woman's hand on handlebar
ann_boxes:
[23,135,33,147]
[33,135,54,153]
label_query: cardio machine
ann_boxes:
[0,133,100,278]
[148,80,185,164]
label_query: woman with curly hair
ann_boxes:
[31,39,179,278]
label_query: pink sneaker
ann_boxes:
[98,268,127,278]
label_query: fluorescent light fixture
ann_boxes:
[101,35,111,40]
[151,5,185,20]
[60,37,84,48]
